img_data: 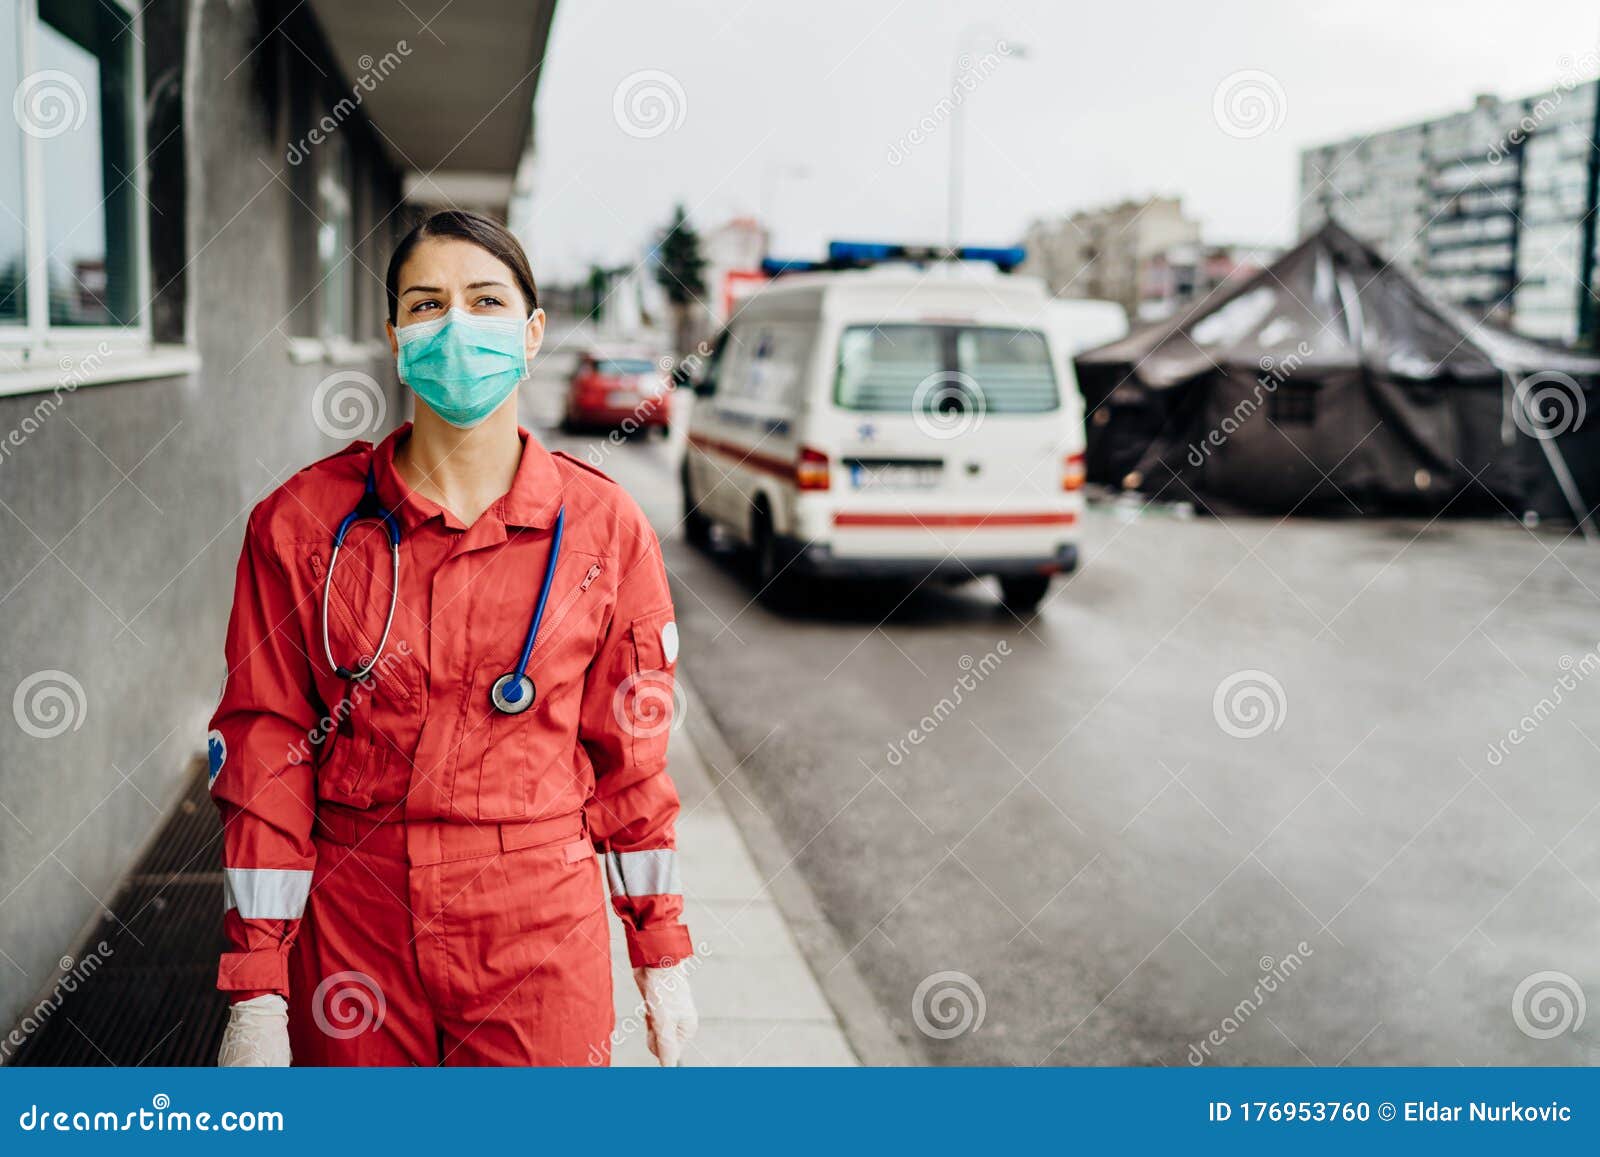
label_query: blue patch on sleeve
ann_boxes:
[207,729,226,786]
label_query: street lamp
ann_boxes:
[947,28,1028,248]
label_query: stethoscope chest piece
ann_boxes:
[491,672,536,714]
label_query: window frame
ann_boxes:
[0,0,164,395]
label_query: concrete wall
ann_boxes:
[0,0,407,1033]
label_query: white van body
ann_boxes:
[682,263,1087,605]
[1047,298,1129,356]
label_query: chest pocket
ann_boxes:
[303,544,423,808]
[304,545,418,707]
[462,555,607,821]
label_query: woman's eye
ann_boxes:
[476,296,504,309]
[412,300,439,313]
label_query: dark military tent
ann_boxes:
[1074,222,1600,532]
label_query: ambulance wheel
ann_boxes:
[750,505,795,608]
[682,465,712,550]
[999,575,1050,616]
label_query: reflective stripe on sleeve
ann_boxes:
[223,867,314,919]
[605,848,681,898]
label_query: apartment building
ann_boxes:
[1300,81,1600,344]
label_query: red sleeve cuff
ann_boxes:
[217,947,291,996]
[625,923,694,969]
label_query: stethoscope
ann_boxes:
[321,466,564,715]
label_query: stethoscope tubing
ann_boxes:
[511,505,564,682]
[321,466,565,714]
[321,537,401,681]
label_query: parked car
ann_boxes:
[681,263,1086,613]
[562,350,671,435]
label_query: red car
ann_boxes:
[562,351,672,436]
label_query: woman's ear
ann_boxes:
[386,320,399,359]
[525,308,546,360]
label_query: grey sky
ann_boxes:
[525,0,1600,282]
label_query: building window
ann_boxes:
[316,130,354,342]
[4,0,144,341]
[1270,383,1318,425]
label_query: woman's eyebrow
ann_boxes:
[401,284,441,295]
[466,280,511,290]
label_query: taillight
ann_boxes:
[796,445,831,491]
[1062,451,1086,492]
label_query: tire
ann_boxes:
[682,464,712,550]
[749,505,795,608]
[999,574,1051,616]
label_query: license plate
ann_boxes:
[605,390,637,407]
[850,462,941,490]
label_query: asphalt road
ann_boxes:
[526,337,1600,1067]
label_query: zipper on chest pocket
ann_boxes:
[533,562,604,654]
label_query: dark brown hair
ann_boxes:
[385,209,538,324]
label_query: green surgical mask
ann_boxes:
[396,308,531,428]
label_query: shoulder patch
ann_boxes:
[552,449,619,485]
[207,729,226,787]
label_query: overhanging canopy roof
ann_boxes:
[309,0,556,198]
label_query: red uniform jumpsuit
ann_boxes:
[207,424,692,1065]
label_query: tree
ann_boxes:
[654,204,707,356]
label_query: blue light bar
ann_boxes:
[828,241,910,264]
[760,257,822,276]
[825,240,1026,272]
[763,243,1029,279]
[960,245,1027,272]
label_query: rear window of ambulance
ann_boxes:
[833,324,1059,413]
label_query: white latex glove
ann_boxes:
[217,994,291,1067]
[634,964,698,1067]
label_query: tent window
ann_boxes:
[1270,383,1317,425]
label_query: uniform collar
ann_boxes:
[371,423,563,533]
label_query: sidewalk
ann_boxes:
[4,687,867,1066]
[606,713,859,1066]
